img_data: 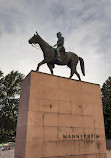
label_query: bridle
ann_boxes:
[31,43,39,50]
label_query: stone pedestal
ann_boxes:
[15,71,107,158]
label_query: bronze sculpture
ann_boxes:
[28,32,85,80]
[54,32,64,62]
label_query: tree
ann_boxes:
[0,70,4,99]
[101,76,111,139]
[0,70,24,142]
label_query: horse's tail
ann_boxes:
[79,57,85,76]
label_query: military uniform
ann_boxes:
[54,32,64,61]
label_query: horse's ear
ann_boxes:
[34,34,35,36]
[36,31,38,35]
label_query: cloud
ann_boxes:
[0,0,111,85]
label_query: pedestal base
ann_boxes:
[15,71,107,158]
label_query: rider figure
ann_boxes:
[54,32,64,61]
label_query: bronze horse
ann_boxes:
[28,32,85,80]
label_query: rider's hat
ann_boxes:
[57,32,62,37]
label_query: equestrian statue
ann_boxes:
[28,31,85,80]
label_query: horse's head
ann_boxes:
[28,32,39,44]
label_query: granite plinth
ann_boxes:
[15,71,107,158]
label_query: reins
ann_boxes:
[31,44,40,49]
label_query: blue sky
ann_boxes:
[0,0,111,85]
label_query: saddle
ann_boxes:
[54,46,65,60]
[54,46,65,54]
[59,46,65,53]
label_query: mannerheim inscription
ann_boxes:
[63,134,100,141]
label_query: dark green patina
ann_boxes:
[28,32,85,80]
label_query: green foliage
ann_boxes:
[0,70,24,142]
[101,76,111,139]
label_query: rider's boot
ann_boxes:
[57,51,61,62]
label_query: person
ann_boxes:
[54,32,64,61]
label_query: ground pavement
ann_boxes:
[107,149,111,158]
[0,149,14,158]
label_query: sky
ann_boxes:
[0,0,111,86]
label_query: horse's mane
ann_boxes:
[37,34,52,48]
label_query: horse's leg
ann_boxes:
[75,70,81,81]
[69,67,75,79]
[47,63,54,75]
[36,59,47,71]
[69,60,77,79]
[69,61,81,80]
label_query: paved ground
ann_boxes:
[107,149,111,158]
[0,149,111,158]
[0,149,14,158]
